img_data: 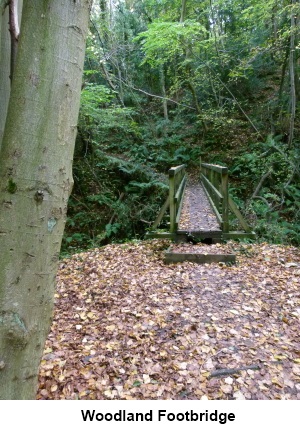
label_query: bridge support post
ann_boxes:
[221,168,229,233]
[169,169,176,233]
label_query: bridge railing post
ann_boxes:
[221,168,229,233]
[169,165,186,233]
[169,169,176,233]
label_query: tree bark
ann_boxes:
[0,0,90,400]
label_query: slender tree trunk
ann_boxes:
[179,0,207,131]
[0,0,22,151]
[90,14,125,107]
[159,65,168,121]
[294,6,300,101]
[117,65,125,105]
[288,0,296,147]
[180,0,187,22]
[0,0,90,400]
[278,41,290,103]
[8,0,20,81]
[100,61,125,106]
[0,5,10,149]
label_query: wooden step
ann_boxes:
[164,248,236,264]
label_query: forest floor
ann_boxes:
[37,240,300,400]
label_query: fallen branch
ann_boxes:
[140,219,152,224]
[252,196,272,208]
[209,364,261,379]
[251,170,272,200]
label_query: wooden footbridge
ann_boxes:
[146,161,255,244]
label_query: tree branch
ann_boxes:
[252,196,272,208]
[8,0,19,82]
[251,170,272,200]
[119,77,196,111]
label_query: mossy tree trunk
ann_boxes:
[0,0,90,399]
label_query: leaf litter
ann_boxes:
[179,181,221,232]
[37,240,300,400]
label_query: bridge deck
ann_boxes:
[178,179,221,235]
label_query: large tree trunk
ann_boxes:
[0,0,90,400]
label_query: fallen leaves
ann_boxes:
[37,240,300,400]
[179,182,221,231]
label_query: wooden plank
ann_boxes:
[175,177,187,226]
[228,196,252,232]
[168,164,186,177]
[221,170,229,233]
[201,181,223,226]
[174,174,186,202]
[165,252,236,264]
[169,165,186,233]
[222,231,256,240]
[152,195,170,229]
[201,173,223,200]
[177,230,222,238]
[201,163,228,174]
[175,169,185,189]
[145,232,176,239]
[169,171,176,233]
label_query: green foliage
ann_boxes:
[62,150,168,254]
[105,223,122,238]
[78,83,140,152]
[135,20,207,67]
[81,83,114,108]
[229,137,300,245]
[125,180,168,193]
[7,179,17,194]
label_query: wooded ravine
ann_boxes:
[63,0,300,252]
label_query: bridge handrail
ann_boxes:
[201,163,228,174]
[200,161,229,232]
[169,164,187,232]
[169,164,186,176]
